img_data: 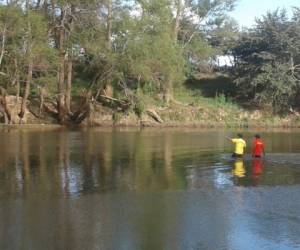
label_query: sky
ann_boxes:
[230,0,300,27]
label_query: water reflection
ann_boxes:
[232,158,246,178]
[251,158,264,185]
[231,157,266,187]
[1,129,300,198]
[0,128,193,198]
[0,129,300,249]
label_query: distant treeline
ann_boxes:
[0,1,299,124]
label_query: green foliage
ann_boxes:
[0,3,58,95]
[0,0,239,124]
[118,0,186,93]
[215,92,227,105]
[133,97,145,118]
[252,63,297,111]
[232,9,300,113]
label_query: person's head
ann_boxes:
[237,133,243,138]
[255,134,260,139]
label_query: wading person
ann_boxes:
[252,134,265,158]
[226,133,246,158]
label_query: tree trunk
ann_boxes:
[19,2,32,123]
[39,87,45,115]
[172,0,183,43]
[104,0,114,98]
[0,24,6,67]
[163,89,173,105]
[57,25,66,123]
[107,0,112,49]
[50,0,56,20]
[16,74,20,103]
[0,87,11,124]
[65,59,72,114]
[19,59,33,122]
[14,59,20,104]
[163,80,173,105]
[65,5,75,116]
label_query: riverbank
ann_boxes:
[88,109,300,128]
[1,86,300,128]
[3,102,300,129]
[81,87,300,128]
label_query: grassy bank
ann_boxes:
[108,83,300,128]
[2,75,300,128]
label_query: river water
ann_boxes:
[0,127,300,250]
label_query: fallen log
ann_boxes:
[43,101,58,115]
[99,94,131,111]
[147,109,164,123]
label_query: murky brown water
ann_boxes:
[0,127,300,249]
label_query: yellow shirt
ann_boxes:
[232,138,246,155]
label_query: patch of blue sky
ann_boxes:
[230,0,300,27]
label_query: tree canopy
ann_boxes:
[1,1,300,124]
[231,9,300,113]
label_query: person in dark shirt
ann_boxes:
[252,134,265,158]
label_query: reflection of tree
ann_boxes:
[135,196,168,250]
[164,132,172,174]
[20,130,30,196]
[132,130,176,191]
[38,131,46,181]
[97,131,113,191]
[0,129,18,196]
[3,129,300,249]
[58,129,71,194]
[82,129,96,192]
[5,128,300,197]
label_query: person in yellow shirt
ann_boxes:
[226,133,247,158]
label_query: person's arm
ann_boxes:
[226,136,232,142]
[252,141,255,157]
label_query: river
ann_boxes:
[0,127,300,250]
